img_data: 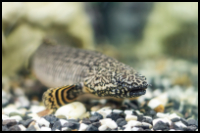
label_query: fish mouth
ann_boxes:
[127,88,146,97]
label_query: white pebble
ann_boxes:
[174,121,187,128]
[3,104,21,116]
[2,114,9,120]
[125,114,137,121]
[107,120,117,129]
[55,129,60,131]
[135,110,143,115]
[168,113,180,120]
[96,111,107,118]
[156,112,170,118]
[15,96,30,108]
[61,127,69,131]
[55,102,86,119]
[148,98,162,109]
[59,119,68,126]
[37,118,50,127]
[33,123,41,131]
[124,110,133,115]
[99,118,117,129]
[112,109,122,114]
[40,127,51,131]
[125,120,142,127]
[9,115,22,122]
[132,127,139,131]
[30,105,46,113]
[169,129,176,131]
[142,122,152,129]
[98,124,107,131]
[100,118,112,125]
[18,124,26,131]
[124,125,132,131]
[78,123,88,131]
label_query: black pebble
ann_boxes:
[171,117,180,122]
[19,119,34,128]
[43,114,59,127]
[116,118,127,127]
[106,112,123,121]
[184,125,197,131]
[143,117,153,124]
[89,116,101,122]
[2,119,17,127]
[144,129,152,131]
[93,112,103,119]
[138,128,144,131]
[153,121,170,131]
[146,110,157,118]
[137,115,144,121]
[63,121,80,129]
[67,119,79,122]
[8,125,21,131]
[2,125,9,131]
[136,124,150,129]
[82,118,91,125]
[170,122,183,130]
[85,124,98,131]
[187,119,197,127]
[92,122,101,128]
[26,125,36,131]
[180,118,188,126]
[52,120,62,131]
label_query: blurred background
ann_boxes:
[2,2,198,118]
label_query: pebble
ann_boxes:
[2,119,17,127]
[116,118,127,127]
[89,115,101,122]
[82,118,92,125]
[148,93,168,113]
[98,124,107,131]
[59,119,68,126]
[85,124,99,131]
[19,119,34,127]
[131,127,140,131]
[55,102,86,119]
[61,127,71,131]
[174,121,187,128]
[2,125,9,131]
[26,125,37,131]
[153,120,170,131]
[97,107,112,118]
[40,127,51,131]
[37,117,50,127]
[91,122,101,128]
[125,114,138,121]
[8,125,21,131]
[124,110,134,115]
[18,124,26,131]
[100,118,117,129]
[106,112,123,121]
[51,120,62,131]
[180,118,188,126]
[126,120,142,127]
[43,114,59,126]
[187,119,197,127]
[9,115,22,122]
[78,123,88,131]
[63,121,80,130]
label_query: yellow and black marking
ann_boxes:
[42,84,83,111]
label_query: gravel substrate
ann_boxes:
[2,59,198,131]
